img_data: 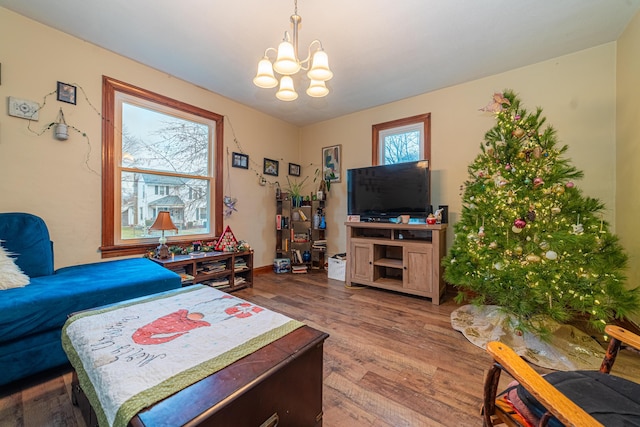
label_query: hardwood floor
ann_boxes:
[0,272,503,427]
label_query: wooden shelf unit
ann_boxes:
[345,222,447,304]
[151,250,253,292]
[276,194,327,271]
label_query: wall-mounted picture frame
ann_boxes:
[57,81,77,105]
[322,144,341,183]
[288,162,301,177]
[232,152,249,169]
[263,158,279,176]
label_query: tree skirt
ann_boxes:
[451,304,610,371]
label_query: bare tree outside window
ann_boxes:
[383,130,421,164]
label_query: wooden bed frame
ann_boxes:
[72,325,328,427]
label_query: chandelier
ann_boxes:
[253,0,333,101]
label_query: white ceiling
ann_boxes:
[2,0,639,126]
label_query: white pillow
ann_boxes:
[0,242,30,290]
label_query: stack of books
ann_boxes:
[208,277,230,290]
[169,267,195,283]
[312,239,327,251]
[292,264,308,274]
[234,258,248,272]
[199,261,226,274]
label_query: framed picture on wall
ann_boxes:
[322,144,341,183]
[232,152,249,169]
[57,81,77,105]
[263,158,279,176]
[288,162,301,176]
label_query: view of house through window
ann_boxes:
[119,101,212,242]
[101,76,224,258]
[372,113,431,166]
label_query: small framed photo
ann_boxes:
[322,144,341,183]
[263,158,279,176]
[232,152,249,169]
[288,162,301,177]
[57,81,77,105]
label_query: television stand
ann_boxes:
[345,222,447,304]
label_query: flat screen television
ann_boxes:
[347,160,431,221]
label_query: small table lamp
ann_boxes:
[149,211,178,259]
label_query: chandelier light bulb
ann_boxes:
[274,40,300,75]
[306,80,329,97]
[307,50,333,81]
[276,76,298,101]
[253,57,278,88]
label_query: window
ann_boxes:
[101,76,223,258]
[372,113,431,165]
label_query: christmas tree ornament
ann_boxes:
[545,250,558,260]
[493,262,503,270]
[566,181,575,188]
[489,241,498,249]
[533,146,542,158]
[526,254,541,263]
[477,226,485,238]
[533,177,544,187]
[511,225,523,234]
[514,246,523,256]
[539,241,550,251]
[514,218,527,229]
[527,209,536,221]
[551,206,561,214]
[513,127,525,138]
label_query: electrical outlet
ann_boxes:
[8,96,39,120]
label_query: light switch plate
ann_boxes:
[8,96,39,120]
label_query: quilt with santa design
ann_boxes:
[62,285,304,427]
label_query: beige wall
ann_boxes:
[0,6,633,278]
[0,8,298,269]
[302,44,618,257]
[617,11,640,289]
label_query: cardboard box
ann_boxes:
[327,257,346,281]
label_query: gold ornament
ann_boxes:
[513,127,525,138]
[533,146,542,158]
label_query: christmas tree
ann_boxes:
[444,90,639,335]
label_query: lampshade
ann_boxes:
[307,50,333,81]
[253,57,278,88]
[306,80,329,97]
[149,211,178,231]
[274,40,300,75]
[276,76,298,101]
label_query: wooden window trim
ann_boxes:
[100,76,224,258]
[372,113,431,165]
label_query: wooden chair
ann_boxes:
[482,325,640,426]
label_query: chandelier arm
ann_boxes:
[263,47,278,59]
[299,40,324,70]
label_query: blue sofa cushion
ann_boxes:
[0,212,53,278]
[0,258,181,344]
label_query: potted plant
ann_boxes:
[286,176,308,207]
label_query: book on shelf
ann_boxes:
[291,264,308,274]
[298,209,308,221]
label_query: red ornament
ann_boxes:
[533,177,544,187]
[514,218,527,229]
[566,181,575,188]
